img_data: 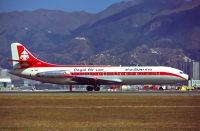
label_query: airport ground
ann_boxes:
[0,92,200,131]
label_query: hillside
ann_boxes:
[72,0,200,67]
[0,0,200,69]
[0,9,94,67]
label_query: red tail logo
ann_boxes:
[20,49,29,61]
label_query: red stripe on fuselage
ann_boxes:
[68,72,186,80]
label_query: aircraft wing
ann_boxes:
[72,76,122,85]
[36,70,122,85]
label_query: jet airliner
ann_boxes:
[9,43,189,91]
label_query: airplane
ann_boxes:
[9,42,189,91]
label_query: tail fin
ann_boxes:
[11,43,56,69]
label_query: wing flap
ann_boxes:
[72,76,122,85]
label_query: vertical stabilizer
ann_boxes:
[11,43,21,69]
[10,43,56,69]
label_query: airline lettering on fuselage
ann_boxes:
[125,68,152,72]
[74,68,104,72]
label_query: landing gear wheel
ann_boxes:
[94,86,100,91]
[86,86,93,91]
[159,87,163,90]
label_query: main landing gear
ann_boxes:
[86,85,100,91]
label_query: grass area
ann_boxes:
[0,93,199,130]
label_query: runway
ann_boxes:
[0,90,199,130]
[0,90,200,96]
[1,105,200,109]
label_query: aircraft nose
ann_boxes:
[185,74,189,81]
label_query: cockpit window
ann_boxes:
[180,71,186,74]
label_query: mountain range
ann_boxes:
[0,0,200,69]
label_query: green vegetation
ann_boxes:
[0,93,199,130]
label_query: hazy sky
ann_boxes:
[0,0,125,13]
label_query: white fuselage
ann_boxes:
[10,66,188,85]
